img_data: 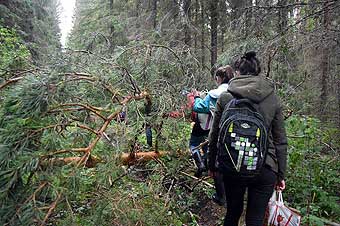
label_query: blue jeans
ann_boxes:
[189,135,208,170]
[145,125,152,147]
[189,134,208,161]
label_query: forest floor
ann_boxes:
[193,197,246,226]
[191,185,248,226]
[194,196,225,226]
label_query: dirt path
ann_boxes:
[194,196,246,226]
[196,197,225,226]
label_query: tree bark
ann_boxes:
[150,0,158,30]
[320,0,330,122]
[278,0,288,33]
[337,70,340,128]
[200,0,205,66]
[183,0,191,46]
[109,0,115,52]
[169,0,180,47]
[210,0,218,73]
[277,0,288,81]
[244,0,252,37]
[194,0,199,53]
[135,0,141,28]
[219,0,226,52]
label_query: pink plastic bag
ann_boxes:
[267,191,301,226]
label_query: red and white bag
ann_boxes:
[267,191,301,226]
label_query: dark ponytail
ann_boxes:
[233,51,261,76]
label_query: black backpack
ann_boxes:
[217,98,268,178]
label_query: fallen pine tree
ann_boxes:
[39,150,169,168]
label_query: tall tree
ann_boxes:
[210,0,218,71]
[219,0,227,52]
[319,0,331,121]
[0,0,61,63]
[277,0,288,81]
[109,0,115,52]
[183,0,191,46]
[194,0,199,52]
[200,0,205,66]
[150,0,158,29]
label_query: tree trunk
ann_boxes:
[150,0,158,30]
[109,0,115,52]
[278,0,288,33]
[135,0,141,28]
[320,0,330,122]
[278,0,288,81]
[219,0,226,52]
[337,70,340,128]
[194,0,199,53]
[210,0,218,73]
[183,0,191,46]
[244,0,252,37]
[200,0,205,66]
[254,0,260,26]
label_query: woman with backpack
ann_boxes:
[208,52,287,226]
[189,66,234,178]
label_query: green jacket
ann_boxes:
[208,75,288,181]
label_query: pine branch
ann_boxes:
[48,103,107,120]
[0,68,40,90]
[39,192,62,226]
[6,182,49,226]
[0,77,24,90]
[62,72,123,100]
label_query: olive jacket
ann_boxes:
[208,75,288,181]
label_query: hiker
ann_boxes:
[192,66,234,205]
[190,66,234,179]
[208,51,287,226]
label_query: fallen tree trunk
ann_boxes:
[40,150,169,168]
[120,151,168,165]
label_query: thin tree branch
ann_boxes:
[48,103,107,120]
[39,192,62,226]
[0,77,24,90]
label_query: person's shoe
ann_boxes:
[212,193,226,207]
[194,169,202,178]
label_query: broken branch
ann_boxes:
[180,171,214,188]
[39,192,62,226]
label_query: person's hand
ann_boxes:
[276,180,286,190]
[192,89,200,97]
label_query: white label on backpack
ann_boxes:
[241,123,251,129]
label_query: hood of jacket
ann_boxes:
[228,75,274,103]
[208,83,229,99]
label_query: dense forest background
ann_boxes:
[0,0,339,225]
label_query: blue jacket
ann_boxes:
[193,83,229,113]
